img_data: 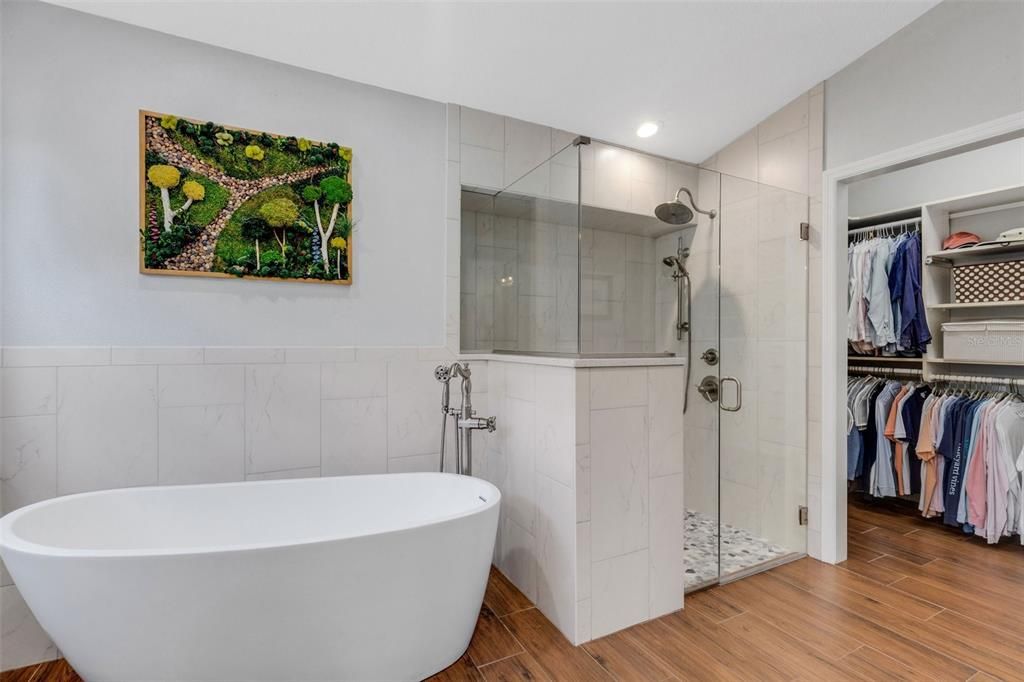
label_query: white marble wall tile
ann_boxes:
[385,361,441,459]
[111,347,203,365]
[591,549,649,639]
[158,405,244,485]
[204,347,285,364]
[757,93,809,144]
[625,235,655,264]
[715,129,758,182]
[533,366,574,487]
[2,347,109,368]
[624,262,655,343]
[352,347,420,363]
[245,467,320,481]
[576,521,591,601]
[283,347,356,364]
[504,397,537,533]
[517,222,558,297]
[158,364,244,407]
[535,474,577,641]
[649,473,684,618]
[758,129,809,196]
[504,363,535,402]
[321,361,386,400]
[721,479,760,535]
[460,107,505,151]
[505,119,551,192]
[447,161,461,219]
[1,368,56,417]
[446,103,460,162]
[593,144,631,212]
[384,454,435,474]
[461,144,504,190]
[516,296,557,351]
[0,585,57,671]
[590,405,649,561]
[1,415,57,514]
[244,364,320,474]
[575,371,590,445]
[590,367,646,410]
[590,301,626,353]
[648,366,685,477]
[629,178,661,216]
[590,230,626,301]
[57,366,158,495]
[321,397,388,476]
[684,425,718,518]
[498,516,538,603]
[576,599,592,645]
[576,445,591,522]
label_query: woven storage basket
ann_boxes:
[952,259,1024,303]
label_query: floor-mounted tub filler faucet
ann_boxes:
[435,362,496,476]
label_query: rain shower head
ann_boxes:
[655,186,717,226]
[654,201,694,226]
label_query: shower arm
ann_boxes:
[672,186,717,219]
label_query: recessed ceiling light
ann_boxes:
[636,121,659,138]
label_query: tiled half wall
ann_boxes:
[474,360,686,645]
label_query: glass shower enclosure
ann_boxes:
[460,138,809,590]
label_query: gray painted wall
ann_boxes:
[849,137,1024,216]
[825,0,1024,169]
[1,1,446,346]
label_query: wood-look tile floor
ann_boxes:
[6,497,1022,681]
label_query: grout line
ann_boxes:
[499,604,538,619]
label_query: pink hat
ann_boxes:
[942,232,981,250]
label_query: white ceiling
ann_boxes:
[48,0,939,163]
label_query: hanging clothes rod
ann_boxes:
[849,365,923,377]
[928,372,1021,386]
[847,218,922,236]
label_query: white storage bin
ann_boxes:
[941,320,1024,363]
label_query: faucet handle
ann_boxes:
[485,416,496,432]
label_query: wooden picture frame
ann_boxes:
[139,110,353,285]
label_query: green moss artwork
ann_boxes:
[139,110,353,284]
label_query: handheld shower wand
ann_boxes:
[661,245,692,413]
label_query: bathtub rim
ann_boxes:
[0,472,500,560]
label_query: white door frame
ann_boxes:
[817,111,1024,564]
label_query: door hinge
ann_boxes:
[798,505,809,526]
[799,222,810,241]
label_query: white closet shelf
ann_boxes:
[847,356,923,364]
[925,240,1024,265]
[929,357,1024,367]
[926,301,1024,310]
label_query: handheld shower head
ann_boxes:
[662,255,682,269]
[655,186,717,226]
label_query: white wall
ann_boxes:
[1,1,446,347]
[849,138,1024,216]
[825,0,1024,170]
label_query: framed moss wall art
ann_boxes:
[139,110,353,284]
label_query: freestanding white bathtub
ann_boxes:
[0,472,500,681]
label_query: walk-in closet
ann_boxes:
[844,139,1024,547]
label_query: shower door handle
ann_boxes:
[720,376,742,412]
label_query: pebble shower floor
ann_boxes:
[683,509,790,589]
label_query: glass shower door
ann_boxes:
[717,176,809,581]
